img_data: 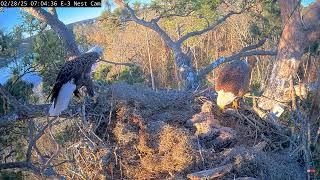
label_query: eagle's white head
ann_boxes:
[216,90,237,110]
[87,45,104,57]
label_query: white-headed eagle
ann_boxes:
[215,57,256,110]
[48,46,103,116]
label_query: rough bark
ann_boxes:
[21,8,80,59]
[258,0,320,111]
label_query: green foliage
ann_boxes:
[93,64,112,81]
[0,171,24,180]
[93,64,144,85]
[32,31,66,94]
[20,11,45,36]
[250,0,281,39]
[100,11,126,32]
[308,42,319,55]
[0,26,23,61]
[0,77,34,114]
[111,65,145,84]
[150,0,220,18]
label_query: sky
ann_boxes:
[0,7,105,32]
[0,0,151,32]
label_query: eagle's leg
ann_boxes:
[74,89,81,98]
[232,99,239,109]
[84,76,97,103]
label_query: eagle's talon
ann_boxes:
[232,100,239,110]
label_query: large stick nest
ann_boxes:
[1,83,306,179]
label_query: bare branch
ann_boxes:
[176,10,242,45]
[198,50,277,78]
[0,162,41,175]
[99,60,136,67]
[0,104,49,126]
[151,10,194,23]
[124,4,178,50]
[26,117,57,162]
[239,38,267,53]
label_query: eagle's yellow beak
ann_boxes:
[216,90,236,112]
[218,104,225,111]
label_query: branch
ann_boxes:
[0,104,80,126]
[99,59,136,67]
[239,38,267,53]
[0,84,31,115]
[151,10,194,23]
[123,4,178,50]
[0,117,60,177]
[176,10,243,45]
[198,48,276,78]
[21,8,80,59]
[0,161,41,175]
[26,117,57,161]
[187,163,233,179]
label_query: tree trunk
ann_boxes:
[258,0,320,111]
[146,33,156,90]
[173,50,199,90]
[21,8,80,59]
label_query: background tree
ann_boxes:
[114,0,277,90]
[258,0,320,111]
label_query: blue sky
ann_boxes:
[0,7,105,32]
[0,0,316,33]
[0,0,151,32]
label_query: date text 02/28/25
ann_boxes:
[0,0,102,7]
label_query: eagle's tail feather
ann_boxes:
[49,81,76,116]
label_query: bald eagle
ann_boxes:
[215,58,256,110]
[48,46,103,116]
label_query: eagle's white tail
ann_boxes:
[49,81,76,116]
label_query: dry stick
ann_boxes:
[187,163,233,179]
[76,121,96,148]
[44,123,60,168]
[290,75,297,111]
[99,59,136,67]
[26,116,58,162]
[0,117,58,176]
[196,135,206,168]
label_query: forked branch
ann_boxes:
[198,39,276,78]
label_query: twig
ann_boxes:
[187,163,233,179]
[99,59,136,67]
[196,135,206,168]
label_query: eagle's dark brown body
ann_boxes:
[215,60,251,97]
[50,51,100,107]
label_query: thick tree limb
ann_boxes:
[302,0,320,42]
[198,49,277,78]
[0,84,31,115]
[258,0,320,111]
[0,161,41,175]
[0,104,79,126]
[124,4,178,50]
[21,8,80,59]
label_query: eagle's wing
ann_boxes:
[50,61,78,106]
[49,52,100,105]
